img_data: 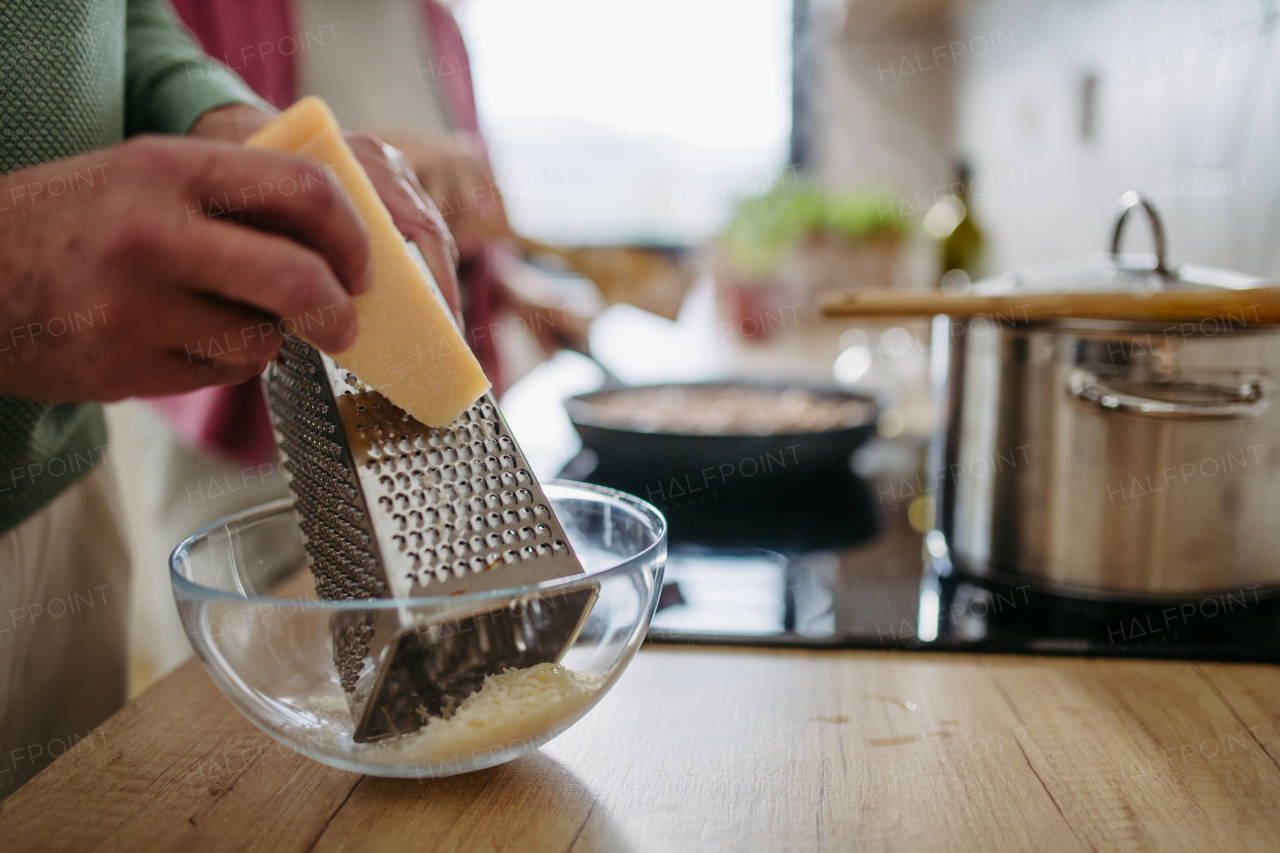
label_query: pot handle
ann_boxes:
[1110,192,1174,278]
[1069,371,1271,421]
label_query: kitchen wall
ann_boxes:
[805,0,959,207]
[808,0,1280,280]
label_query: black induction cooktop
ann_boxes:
[561,441,1280,662]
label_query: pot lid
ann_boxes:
[970,192,1267,297]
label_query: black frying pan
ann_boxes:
[561,382,880,550]
[565,382,878,485]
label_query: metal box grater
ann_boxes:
[264,335,596,742]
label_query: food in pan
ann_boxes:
[572,385,876,435]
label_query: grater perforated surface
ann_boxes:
[264,335,594,741]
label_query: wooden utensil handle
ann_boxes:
[820,289,1280,324]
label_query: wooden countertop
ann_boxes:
[3,646,1279,851]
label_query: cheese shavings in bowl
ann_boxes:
[290,662,602,768]
[364,663,606,765]
[176,484,664,779]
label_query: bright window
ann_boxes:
[456,0,793,246]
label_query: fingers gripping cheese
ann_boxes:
[247,97,490,427]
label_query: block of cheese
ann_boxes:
[246,96,490,427]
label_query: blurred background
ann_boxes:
[115,0,1280,691]
[463,0,1278,276]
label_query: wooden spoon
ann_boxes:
[820,288,1280,324]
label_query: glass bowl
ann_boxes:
[170,480,666,778]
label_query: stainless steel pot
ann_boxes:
[931,197,1280,599]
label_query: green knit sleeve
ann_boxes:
[123,0,271,137]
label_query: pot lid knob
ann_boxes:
[1110,191,1175,279]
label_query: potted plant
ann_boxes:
[715,183,904,338]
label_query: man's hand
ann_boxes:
[0,136,371,401]
[193,105,465,325]
[187,102,274,144]
[367,130,512,258]
[345,133,464,326]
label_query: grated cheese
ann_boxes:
[292,663,606,767]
